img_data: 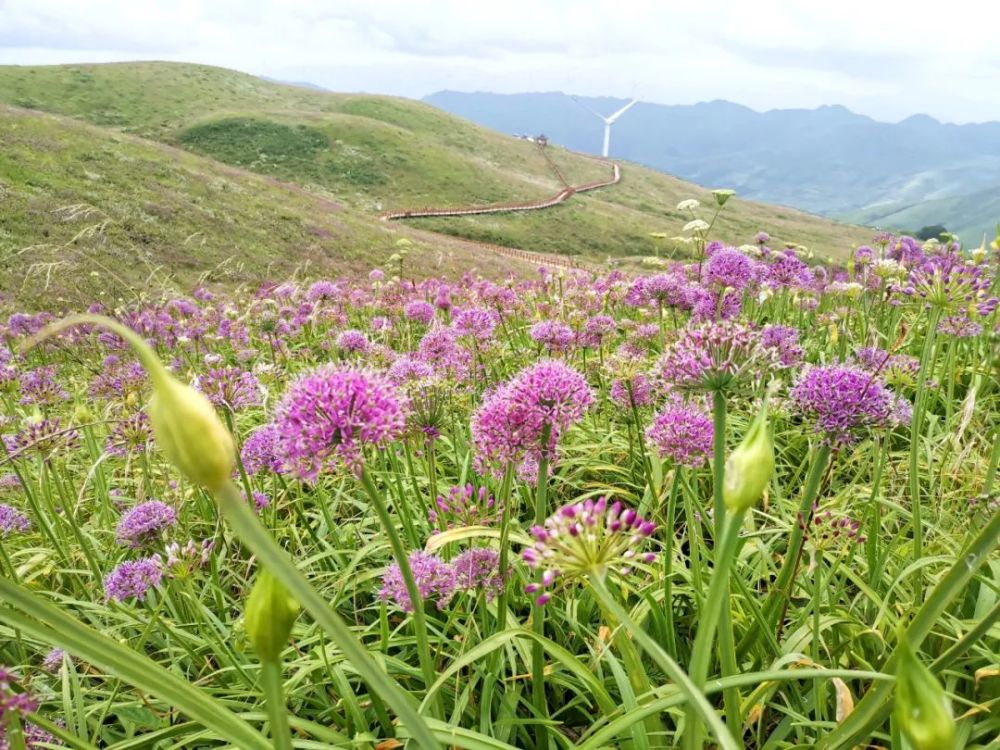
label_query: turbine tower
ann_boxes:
[572,96,639,157]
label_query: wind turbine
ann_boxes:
[572,96,639,157]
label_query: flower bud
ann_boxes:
[245,570,300,662]
[723,404,774,513]
[711,188,735,207]
[893,638,956,750]
[148,373,235,491]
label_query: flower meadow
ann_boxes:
[0,229,998,750]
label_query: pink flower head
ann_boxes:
[274,365,408,480]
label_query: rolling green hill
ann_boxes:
[842,188,1000,246]
[0,105,536,308]
[0,62,873,263]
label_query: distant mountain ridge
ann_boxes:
[423,90,1000,243]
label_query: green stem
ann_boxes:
[588,575,739,750]
[214,480,441,749]
[261,659,293,750]
[358,467,443,720]
[909,306,941,563]
[531,422,552,750]
[685,510,746,750]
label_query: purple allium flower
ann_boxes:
[429,484,499,530]
[703,248,754,291]
[418,326,471,378]
[761,324,804,368]
[41,649,65,673]
[116,501,177,547]
[523,497,656,605]
[164,539,213,576]
[0,722,58,750]
[756,231,770,245]
[0,505,30,537]
[369,269,384,282]
[306,280,340,301]
[937,314,983,338]
[452,547,507,600]
[18,366,67,406]
[803,506,866,549]
[387,355,435,386]
[335,329,369,354]
[10,419,79,458]
[853,347,920,379]
[580,314,616,348]
[452,307,499,342]
[645,397,713,468]
[104,557,164,602]
[379,551,457,612]
[273,365,408,480]
[403,300,436,325]
[106,411,152,458]
[655,321,775,392]
[853,246,874,265]
[789,364,899,447]
[196,367,262,410]
[767,252,811,288]
[240,424,283,475]
[471,361,593,473]
[609,373,654,409]
[529,320,574,352]
[626,273,689,309]
[244,490,270,513]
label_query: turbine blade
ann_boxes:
[606,98,639,123]
[570,95,610,122]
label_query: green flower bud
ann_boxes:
[25,314,234,492]
[711,188,736,207]
[148,372,235,491]
[893,638,956,750]
[245,570,300,662]
[723,404,774,513]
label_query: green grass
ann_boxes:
[0,105,536,308]
[0,61,874,262]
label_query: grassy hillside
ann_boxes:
[843,189,1000,246]
[0,62,873,261]
[0,105,536,309]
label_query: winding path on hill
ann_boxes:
[379,146,621,271]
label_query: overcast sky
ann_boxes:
[2,0,998,124]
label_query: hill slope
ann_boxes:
[423,90,1000,245]
[0,105,538,308]
[0,62,872,261]
[842,187,1000,244]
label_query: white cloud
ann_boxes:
[0,0,998,122]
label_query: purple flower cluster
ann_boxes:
[0,505,30,536]
[471,360,592,474]
[609,373,654,409]
[18,366,67,406]
[273,365,408,480]
[645,397,714,468]
[789,364,899,446]
[656,321,774,392]
[335,329,369,353]
[104,557,164,602]
[379,548,508,612]
[106,411,152,457]
[10,418,79,458]
[703,248,754,291]
[529,320,574,353]
[240,423,283,475]
[116,501,177,547]
[196,366,262,410]
[379,550,457,612]
[403,300,436,325]
[429,484,499,530]
[761,325,804,368]
[452,307,499,342]
[523,497,656,605]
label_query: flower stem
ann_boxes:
[685,509,746,750]
[358,467,443,720]
[261,659,293,750]
[531,422,552,750]
[588,575,739,750]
